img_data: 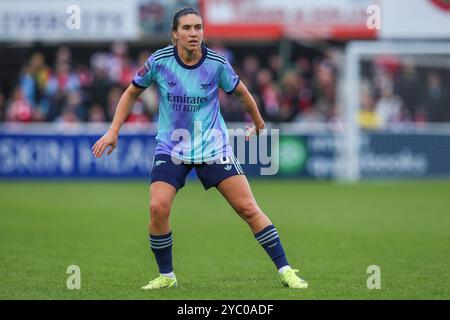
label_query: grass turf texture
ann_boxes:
[0,180,449,299]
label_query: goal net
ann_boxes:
[340,41,450,181]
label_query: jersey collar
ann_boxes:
[174,45,207,70]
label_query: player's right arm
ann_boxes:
[93,53,156,158]
[92,84,144,158]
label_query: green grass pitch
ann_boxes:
[0,180,449,299]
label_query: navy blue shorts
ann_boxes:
[150,153,244,191]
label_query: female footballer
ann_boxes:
[92,7,307,289]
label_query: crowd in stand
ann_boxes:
[0,43,156,124]
[0,42,448,128]
[359,55,450,129]
[0,42,339,125]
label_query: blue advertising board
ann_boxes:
[1,128,449,179]
[0,133,155,178]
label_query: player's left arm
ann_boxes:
[232,81,265,140]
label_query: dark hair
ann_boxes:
[171,7,202,45]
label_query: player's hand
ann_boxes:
[245,120,265,141]
[92,129,118,158]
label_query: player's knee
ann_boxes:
[237,201,259,221]
[149,200,170,220]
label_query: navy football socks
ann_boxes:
[149,232,173,274]
[254,225,289,270]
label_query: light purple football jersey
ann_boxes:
[132,45,240,163]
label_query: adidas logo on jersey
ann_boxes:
[224,164,232,171]
[168,81,176,87]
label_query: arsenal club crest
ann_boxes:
[430,0,450,11]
